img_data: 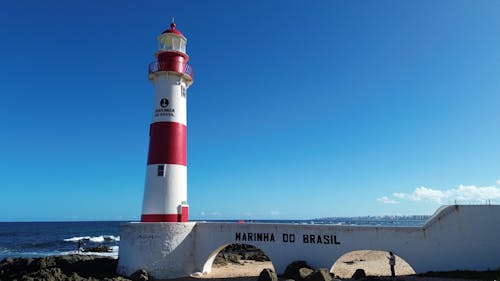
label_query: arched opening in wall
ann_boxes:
[202,243,274,278]
[330,250,416,278]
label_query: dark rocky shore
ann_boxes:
[0,255,128,281]
[0,244,259,281]
[1,252,498,281]
[0,245,266,281]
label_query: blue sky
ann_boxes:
[1,1,499,221]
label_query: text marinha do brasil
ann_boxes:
[235,232,341,245]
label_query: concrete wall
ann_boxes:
[118,205,500,279]
[118,222,197,278]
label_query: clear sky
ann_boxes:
[1,1,499,221]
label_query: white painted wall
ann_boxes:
[118,222,197,278]
[141,164,187,215]
[118,205,500,279]
[151,73,187,125]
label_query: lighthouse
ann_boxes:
[119,22,500,280]
[140,21,193,222]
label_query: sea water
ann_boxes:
[0,221,121,260]
[0,217,428,260]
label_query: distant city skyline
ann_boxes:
[1,1,499,221]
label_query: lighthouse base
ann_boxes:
[117,222,197,279]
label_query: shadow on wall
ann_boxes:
[331,250,416,278]
[202,243,274,276]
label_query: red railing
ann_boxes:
[148,61,194,79]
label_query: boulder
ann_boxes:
[27,268,68,281]
[247,252,270,261]
[217,244,270,262]
[284,261,313,281]
[68,271,86,281]
[228,253,241,264]
[352,268,366,280]
[56,255,117,278]
[213,255,227,265]
[82,245,112,253]
[299,268,314,279]
[305,269,332,281]
[258,268,278,281]
[130,269,149,281]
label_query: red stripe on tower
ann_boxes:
[141,214,180,222]
[147,122,187,166]
[141,205,189,222]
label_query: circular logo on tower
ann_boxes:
[160,98,169,108]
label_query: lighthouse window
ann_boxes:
[172,37,181,51]
[180,39,186,53]
[157,165,165,177]
[159,36,186,53]
[160,37,174,50]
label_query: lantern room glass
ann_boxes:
[159,34,186,53]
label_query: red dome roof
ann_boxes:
[162,22,184,36]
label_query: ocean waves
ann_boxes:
[63,235,120,243]
[0,247,119,259]
[60,246,119,258]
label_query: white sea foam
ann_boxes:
[77,246,119,259]
[57,248,119,259]
[63,235,120,243]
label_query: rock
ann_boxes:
[68,271,86,281]
[229,254,241,263]
[362,277,379,281]
[131,269,149,281]
[305,269,332,281]
[56,254,117,278]
[216,244,270,263]
[27,268,68,281]
[2,257,13,264]
[352,268,366,280]
[299,268,314,279]
[113,277,135,281]
[258,268,278,281]
[252,254,270,262]
[213,255,227,265]
[0,257,38,280]
[0,255,120,281]
[284,261,313,281]
[82,245,112,253]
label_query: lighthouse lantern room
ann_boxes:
[141,22,193,222]
[158,27,187,53]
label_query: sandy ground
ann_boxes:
[190,250,481,281]
[202,260,276,278]
[331,250,415,278]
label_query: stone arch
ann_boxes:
[330,249,416,278]
[201,243,274,276]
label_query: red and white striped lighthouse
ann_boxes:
[141,21,193,222]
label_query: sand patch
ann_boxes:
[332,250,415,278]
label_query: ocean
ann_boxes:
[0,221,121,260]
[0,217,428,260]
